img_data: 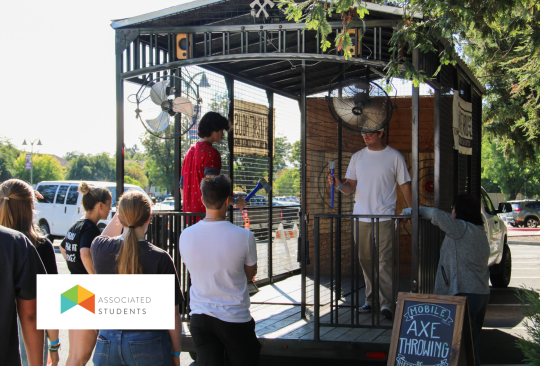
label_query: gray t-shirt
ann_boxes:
[0,226,46,366]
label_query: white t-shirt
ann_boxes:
[179,220,257,323]
[345,145,411,221]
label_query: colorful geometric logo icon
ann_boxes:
[61,285,95,314]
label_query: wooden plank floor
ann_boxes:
[182,274,395,344]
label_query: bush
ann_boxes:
[516,286,540,365]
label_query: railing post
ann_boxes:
[314,216,320,341]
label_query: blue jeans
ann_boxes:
[93,330,171,366]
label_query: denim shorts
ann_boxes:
[93,330,171,366]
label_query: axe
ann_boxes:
[244,178,272,202]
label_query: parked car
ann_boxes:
[232,201,300,238]
[480,187,512,287]
[507,199,540,228]
[35,180,148,238]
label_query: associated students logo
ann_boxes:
[61,285,95,314]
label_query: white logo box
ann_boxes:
[37,275,175,330]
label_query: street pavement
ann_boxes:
[50,238,536,366]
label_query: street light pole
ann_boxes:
[22,138,42,186]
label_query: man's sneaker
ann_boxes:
[381,307,393,320]
[358,304,372,313]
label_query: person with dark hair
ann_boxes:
[180,175,260,366]
[59,182,112,366]
[180,112,246,217]
[0,179,60,366]
[402,194,489,366]
[90,190,183,366]
[0,225,46,366]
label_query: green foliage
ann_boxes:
[278,0,369,58]
[274,169,301,196]
[516,287,540,365]
[125,161,149,188]
[65,152,116,182]
[0,137,22,181]
[481,140,540,200]
[141,128,175,193]
[12,153,65,183]
[291,140,301,169]
[280,0,540,152]
[124,175,145,189]
[124,144,145,161]
[274,137,293,173]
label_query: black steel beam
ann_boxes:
[226,76,235,223]
[174,68,182,212]
[411,49,420,293]
[434,88,440,209]
[267,90,274,282]
[300,60,308,320]
[121,53,391,80]
[115,42,125,204]
[137,20,398,34]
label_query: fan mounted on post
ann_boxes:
[326,77,393,133]
[133,75,202,139]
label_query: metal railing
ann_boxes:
[145,211,203,318]
[311,214,442,340]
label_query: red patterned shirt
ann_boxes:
[181,141,222,214]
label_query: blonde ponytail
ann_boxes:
[115,190,152,274]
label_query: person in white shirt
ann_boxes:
[179,175,260,366]
[328,128,412,320]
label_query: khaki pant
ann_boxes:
[353,220,394,310]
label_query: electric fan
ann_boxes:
[327,77,393,133]
[134,75,202,139]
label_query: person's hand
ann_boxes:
[49,350,59,366]
[397,207,412,231]
[171,355,180,366]
[235,197,247,210]
[327,173,341,188]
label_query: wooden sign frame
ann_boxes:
[387,292,475,366]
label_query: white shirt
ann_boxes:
[179,220,257,323]
[345,145,411,221]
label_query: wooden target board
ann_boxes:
[388,293,475,366]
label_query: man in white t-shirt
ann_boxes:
[179,175,260,366]
[328,128,411,320]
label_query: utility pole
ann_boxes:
[22,138,42,186]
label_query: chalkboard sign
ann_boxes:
[388,293,474,366]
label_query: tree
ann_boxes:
[481,141,540,200]
[125,144,145,161]
[124,175,145,189]
[280,1,540,155]
[274,169,301,197]
[291,140,301,169]
[125,161,149,188]
[0,137,22,181]
[141,128,175,193]
[274,137,292,173]
[65,153,116,181]
[12,153,65,183]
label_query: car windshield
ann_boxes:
[511,203,520,210]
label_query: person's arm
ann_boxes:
[17,298,44,366]
[400,181,412,208]
[231,196,247,210]
[59,246,67,262]
[101,214,123,237]
[245,263,257,280]
[80,248,95,274]
[402,207,467,239]
[327,174,357,195]
[46,329,60,366]
[169,305,182,366]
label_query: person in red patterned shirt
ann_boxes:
[181,112,246,216]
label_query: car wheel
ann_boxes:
[39,222,51,239]
[490,243,512,288]
[97,224,106,233]
[526,217,539,228]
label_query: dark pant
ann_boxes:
[457,293,490,366]
[190,314,261,366]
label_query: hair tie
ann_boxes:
[128,226,135,229]
[3,197,8,200]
